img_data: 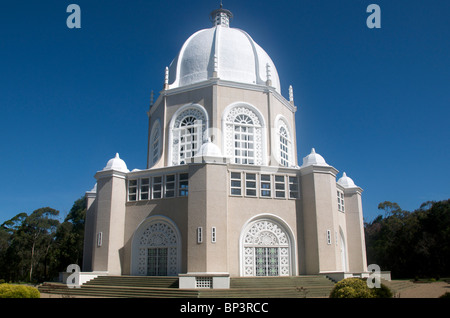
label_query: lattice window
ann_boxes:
[196,277,212,288]
[152,176,162,199]
[140,178,150,200]
[149,121,161,167]
[276,118,293,167]
[178,173,189,197]
[128,180,137,201]
[279,127,289,166]
[288,176,299,199]
[230,172,242,195]
[337,190,345,212]
[137,222,178,276]
[245,173,257,197]
[274,175,285,198]
[171,107,207,166]
[165,174,176,198]
[224,106,263,165]
[260,174,271,197]
[242,219,290,277]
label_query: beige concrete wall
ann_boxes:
[91,172,127,275]
[300,166,342,274]
[204,164,229,273]
[300,172,320,274]
[122,197,189,275]
[82,195,96,272]
[154,83,297,170]
[227,195,298,276]
[344,189,368,273]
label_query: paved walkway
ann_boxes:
[397,281,450,298]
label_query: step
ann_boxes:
[39,275,335,298]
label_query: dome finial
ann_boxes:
[210,3,233,27]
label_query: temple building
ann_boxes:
[82,5,368,289]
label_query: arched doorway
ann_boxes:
[131,216,181,276]
[240,216,295,277]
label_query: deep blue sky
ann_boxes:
[0,0,449,224]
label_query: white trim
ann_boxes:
[168,103,209,166]
[149,118,162,168]
[221,101,268,166]
[273,114,295,167]
[339,227,348,272]
[130,215,182,276]
[239,214,297,277]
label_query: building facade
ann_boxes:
[82,6,368,288]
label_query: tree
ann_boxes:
[19,207,60,282]
[365,199,450,279]
[51,197,86,274]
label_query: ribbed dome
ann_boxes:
[196,139,223,157]
[337,172,357,188]
[103,153,129,172]
[301,148,329,167]
[167,7,281,93]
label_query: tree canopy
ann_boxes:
[365,199,450,279]
[0,197,86,283]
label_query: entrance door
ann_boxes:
[147,248,168,276]
[241,219,293,276]
[255,247,279,276]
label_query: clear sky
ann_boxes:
[0,0,449,224]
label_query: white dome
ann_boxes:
[196,139,223,157]
[167,8,281,93]
[103,153,129,172]
[337,172,356,188]
[301,148,329,167]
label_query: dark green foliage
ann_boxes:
[371,282,393,298]
[0,283,40,298]
[365,199,450,279]
[0,197,86,283]
[329,278,393,298]
[330,278,375,298]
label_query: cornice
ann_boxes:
[149,79,297,114]
[298,164,339,177]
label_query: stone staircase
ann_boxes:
[38,275,335,298]
[380,279,416,296]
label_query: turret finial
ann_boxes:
[210,4,233,27]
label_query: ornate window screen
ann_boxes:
[242,219,291,277]
[224,106,264,165]
[149,121,162,167]
[276,118,293,167]
[137,221,179,276]
[171,106,207,165]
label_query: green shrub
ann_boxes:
[439,292,450,298]
[371,282,393,298]
[330,278,375,298]
[0,284,40,298]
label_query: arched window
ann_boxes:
[223,103,266,165]
[170,104,208,165]
[234,114,256,164]
[275,117,293,167]
[149,120,161,167]
[240,217,295,277]
[131,216,181,276]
